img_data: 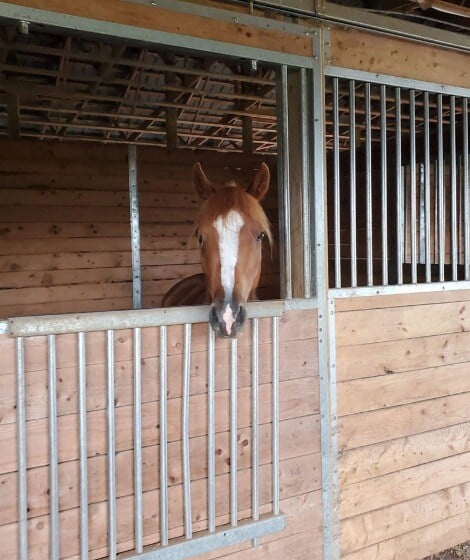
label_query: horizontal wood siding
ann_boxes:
[0,139,279,318]
[336,290,470,559]
[0,308,321,560]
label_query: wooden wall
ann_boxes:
[0,308,321,560]
[336,290,470,559]
[0,139,279,319]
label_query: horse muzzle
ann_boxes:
[209,301,246,338]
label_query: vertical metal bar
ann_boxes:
[333,77,341,288]
[438,94,445,282]
[395,88,403,285]
[128,144,142,309]
[419,163,426,264]
[107,330,117,560]
[48,334,59,560]
[207,325,216,534]
[365,82,373,286]
[424,92,432,283]
[78,332,89,560]
[380,84,388,286]
[464,97,470,280]
[182,324,192,539]
[251,318,260,547]
[271,317,280,516]
[160,325,169,546]
[349,79,357,288]
[230,338,238,527]
[410,90,418,284]
[133,327,143,553]
[312,34,339,560]
[300,67,312,298]
[16,337,28,560]
[277,64,292,299]
[450,96,458,281]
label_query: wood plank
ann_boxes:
[339,422,470,486]
[338,393,470,451]
[0,0,312,57]
[341,482,470,555]
[341,452,470,519]
[336,301,470,346]
[338,362,470,416]
[0,376,319,473]
[335,290,470,312]
[330,28,470,89]
[0,414,320,524]
[337,330,470,381]
[342,510,470,560]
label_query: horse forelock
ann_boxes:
[196,185,272,245]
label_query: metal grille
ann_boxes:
[11,306,285,560]
[325,71,470,290]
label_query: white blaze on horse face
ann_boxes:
[214,210,244,334]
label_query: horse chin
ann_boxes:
[209,303,246,338]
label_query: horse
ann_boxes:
[162,162,272,338]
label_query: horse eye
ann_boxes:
[198,235,204,246]
[256,232,265,242]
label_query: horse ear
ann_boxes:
[247,163,270,200]
[193,163,215,200]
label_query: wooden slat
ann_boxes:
[336,301,470,346]
[337,330,470,381]
[339,422,470,486]
[338,362,470,416]
[342,510,470,560]
[341,452,470,519]
[341,482,470,555]
[338,392,470,451]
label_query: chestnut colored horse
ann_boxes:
[162,162,272,337]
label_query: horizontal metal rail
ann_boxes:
[5,299,318,337]
[329,280,470,299]
[119,515,286,560]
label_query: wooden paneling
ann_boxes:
[0,139,280,318]
[0,308,322,560]
[336,290,470,559]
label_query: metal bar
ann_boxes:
[182,324,192,539]
[271,316,280,515]
[329,279,470,298]
[78,332,89,560]
[365,82,373,286]
[230,338,238,527]
[48,335,60,560]
[450,96,458,281]
[396,88,403,285]
[128,144,142,309]
[312,31,340,560]
[438,94,445,282]
[107,330,117,560]
[380,84,388,286]
[277,64,292,299]
[349,79,357,288]
[16,337,28,560]
[333,77,341,288]
[300,67,312,298]
[325,66,470,96]
[122,515,286,560]
[207,325,216,534]
[424,92,432,283]
[410,90,418,284]
[251,317,260,547]
[160,325,169,546]
[8,301,285,337]
[464,98,470,280]
[133,328,143,553]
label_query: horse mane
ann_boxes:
[196,185,273,245]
